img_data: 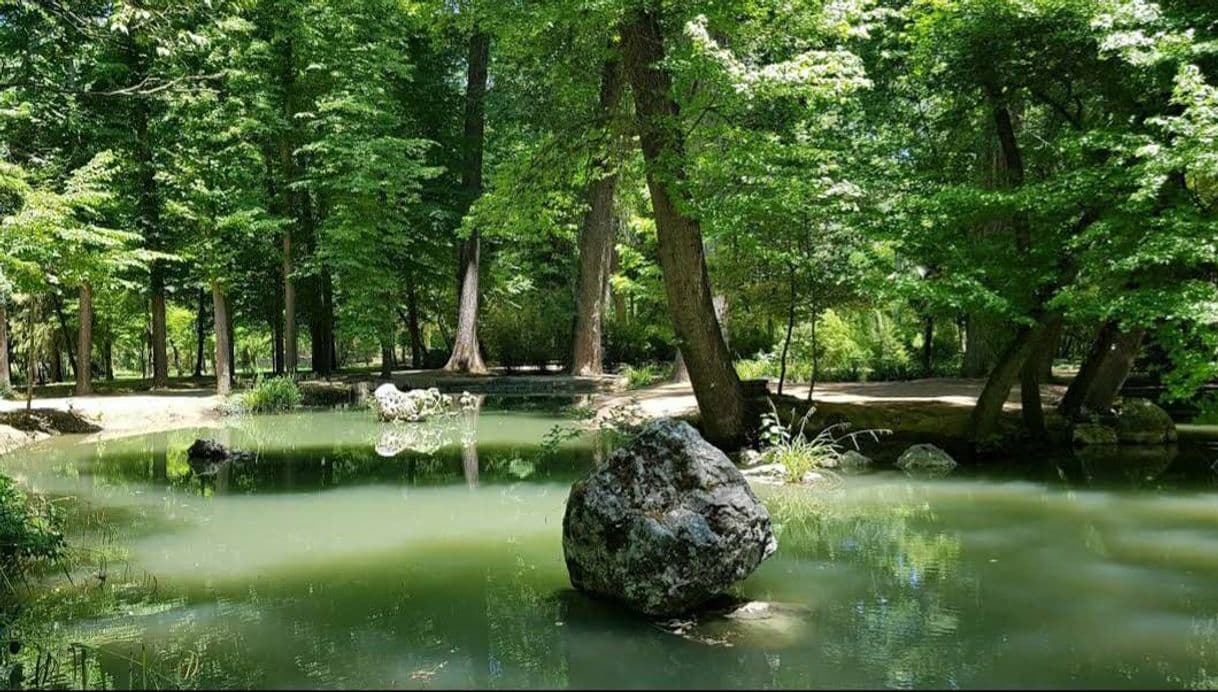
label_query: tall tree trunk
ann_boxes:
[103,338,114,381]
[76,282,93,396]
[52,294,77,382]
[971,324,1039,444]
[1082,327,1146,412]
[212,282,232,396]
[149,270,168,387]
[571,56,624,376]
[283,226,297,374]
[921,314,934,376]
[1020,314,1062,439]
[0,300,9,391]
[445,31,491,375]
[25,297,38,409]
[380,339,394,379]
[621,8,745,448]
[407,285,424,369]
[1059,322,1117,418]
[194,287,207,377]
[777,270,796,396]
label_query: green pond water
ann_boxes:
[4,399,1218,689]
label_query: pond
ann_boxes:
[4,399,1218,689]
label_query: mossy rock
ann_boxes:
[1115,398,1177,445]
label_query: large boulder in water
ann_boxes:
[562,419,777,617]
[371,384,450,422]
[1115,398,1177,445]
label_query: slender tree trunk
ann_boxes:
[1059,322,1117,418]
[621,8,745,447]
[921,314,934,376]
[150,272,169,387]
[971,324,1039,444]
[807,311,820,402]
[0,300,11,392]
[444,31,491,375]
[52,294,77,382]
[1019,314,1062,439]
[380,339,393,379]
[407,285,424,369]
[75,282,93,396]
[777,271,796,396]
[212,282,232,396]
[194,287,207,377]
[103,338,114,381]
[25,297,36,410]
[571,56,624,376]
[1082,327,1146,412]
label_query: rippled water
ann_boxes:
[4,400,1218,689]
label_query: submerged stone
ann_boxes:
[562,419,777,617]
[838,450,873,472]
[186,438,250,476]
[895,443,957,472]
[1115,398,1177,445]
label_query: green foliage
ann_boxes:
[759,400,888,483]
[0,474,65,577]
[238,376,302,414]
[620,362,672,390]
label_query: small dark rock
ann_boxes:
[186,439,250,476]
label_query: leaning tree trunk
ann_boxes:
[621,7,745,448]
[0,299,10,392]
[570,57,625,376]
[1082,327,1146,412]
[970,324,1038,444]
[212,282,233,396]
[1019,314,1062,439]
[1059,322,1117,418]
[75,282,93,396]
[444,31,491,374]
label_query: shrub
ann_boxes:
[239,376,302,414]
[0,473,65,573]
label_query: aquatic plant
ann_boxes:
[0,473,65,582]
[759,399,888,483]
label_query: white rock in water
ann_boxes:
[373,384,451,422]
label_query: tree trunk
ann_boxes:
[807,311,821,402]
[103,338,114,381]
[194,287,207,377]
[52,294,77,382]
[212,282,232,396]
[25,297,36,410]
[407,285,424,369]
[777,271,796,396]
[151,271,169,387]
[1019,314,1062,439]
[1082,327,1146,412]
[0,300,10,392]
[621,7,745,448]
[970,324,1038,444]
[921,314,934,376]
[76,282,93,396]
[380,340,393,379]
[570,56,624,376]
[1059,322,1117,418]
[444,31,491,375]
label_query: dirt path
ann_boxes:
[0,390,223,455]
[599,378,1068,420]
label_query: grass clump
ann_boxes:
[758,400,888,483]
[620,363,672,390]
[238,376,302,414]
